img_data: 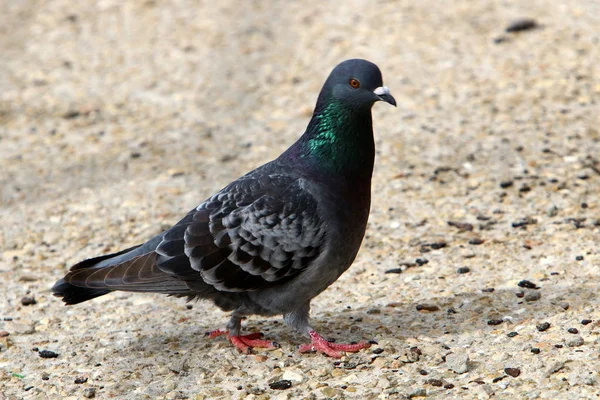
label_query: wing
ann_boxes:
[156,174,326,292]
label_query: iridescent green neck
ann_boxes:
[299,99,374,176]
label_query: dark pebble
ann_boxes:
[492,376,505,383]
[62,110,81,119]
[41,372,50,381]
[581,319,593,325]
[444,383,455,389]
[531,348,541,354]
[415,258,429,266]
[416,304,440,312]
[130,152,141,159]
[426,378,443,387]
[419,369,429,375]
[74,377,88,384]
[0,331,9,337]
[554,344,563,348]
[518,280,539,289]
[487,319,503,326]
[39,350,59,358]
[575,256,584,261]
[457,267,470,274]
[536,322,551,332]
[269,380,292,390]
[505,18,538,33]
[385,268,404,274]
[504,367,521,377]
[468,238,484,245]
[519,184,531,193]
[568,328,579,334]
[447,221,474,231]
[512,217,537,228]
[185,304,193,310]
[507,331,518,338]
[21,296,37,306]
[515,292,525,298]
[500,180,514,188]
[482,288,495,293]
[372,348,384,355]
[429,242,447,250]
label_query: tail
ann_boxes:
[52,244,191,305]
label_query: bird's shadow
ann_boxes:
[115,279,599,360]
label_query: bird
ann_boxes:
[52,59,396,358]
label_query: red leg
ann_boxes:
[206,329,279,354]
[298,330,371,358]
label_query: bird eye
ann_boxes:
[349,78,360,88]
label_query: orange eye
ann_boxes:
[349,78,360,88]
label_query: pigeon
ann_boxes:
[52,59,396,358]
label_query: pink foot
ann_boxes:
[206,329,279,354]
[298,330,371,358]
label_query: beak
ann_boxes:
[373,86,396,107]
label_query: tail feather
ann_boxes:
[52,247,192,305]
[52,278,112,305]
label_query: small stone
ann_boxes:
[269,380,292,390]
[41,372,50,381]
[487,319,503,326]
[426,378,443,387]
[507,332,518,338]
[525,292,541,302]
[446,351,470,374]
[581,319,593,325]
[545,361,566,377]
[559,302,570,310]
[74,377,88,384]
[575,256,584,261]
[468,238,484,245]
[82,388,96,398]
[415,258,429,266]
[444,383,455,389]
[372,348,384,355]
[504,367,521,377]
[566,336,584,347]
[530,348,540,354]
[0,331,9,337]
[457,267,470,274]
[518,280,539,289]
[568,328,579,334]
[505,18,538,33]
[447,221,473,231]
[38,350,59,358]
[416,304,440,312]
[419,369,428,375]
[536,322,551,332]
[21,296,37,306]
[500,180,513,188]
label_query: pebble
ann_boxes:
[446,351,470,374]
[525,292,541,302]
[504,367,521,377]
[21,296,37,306]
[518,280,539,289]
[457,267,470,274]
[269,380,292,390]
[531,348,541,354]
[568,328,579,334]
[581,319,593,325]
[0,331,9,337]
[505,18,538,33]
[83,387,96,398]
[38,350,59,358]
[416,304,440,312]
[566,336,584,347]
[536,322,551,332]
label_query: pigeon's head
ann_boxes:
[320,59,396,111]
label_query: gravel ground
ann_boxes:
[1,0,600,399]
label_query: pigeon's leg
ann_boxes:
[285,304,371,358]
[206,313,279,354]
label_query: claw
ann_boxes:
[298,330,371,358]
[207,329,278,353]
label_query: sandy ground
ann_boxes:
[1,0,600,399]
